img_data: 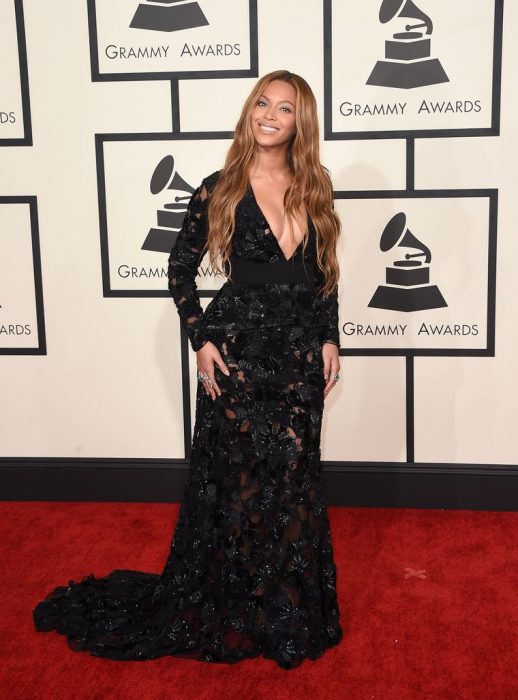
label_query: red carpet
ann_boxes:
[1,501,517,699]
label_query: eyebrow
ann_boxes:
[259,93,295,107]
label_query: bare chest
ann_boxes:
[250,182,308,261]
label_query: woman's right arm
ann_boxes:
[167,180,211,352]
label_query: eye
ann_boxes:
[257,99,267,107]
[280,106,291,113]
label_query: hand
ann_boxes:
[197,341,230,400]
[322,341,340,399]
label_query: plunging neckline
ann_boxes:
[248,183,309,263]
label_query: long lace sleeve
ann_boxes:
[314,263,340,348]
[321,287,340,347]
[322,289,340,347]
[167,179,211,352]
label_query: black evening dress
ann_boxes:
[32,169,343,670]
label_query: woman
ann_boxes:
[33,70,343,671]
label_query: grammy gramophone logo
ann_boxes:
[367,0,449,89]
[368,212,447,312]
[141,155,195,254]
[130,0,209,33]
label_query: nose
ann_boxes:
[264,104,276,120]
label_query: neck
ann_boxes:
[248,146,291,179]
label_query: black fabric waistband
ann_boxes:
[227,256,315,285]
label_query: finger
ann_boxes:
[324,359,335,394]
[323,352,331,384]
[205,379,216,400]
[206,366,222,398]
[203,374,216,400]
[215,356,230,376]
[198,365,215,399]
[324,360,340,397]
[201,378,212,398]
[323,355,335,396]
[324,377,336,398]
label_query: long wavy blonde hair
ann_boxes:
[205,69,341,297]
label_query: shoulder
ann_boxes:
[200,169,221,193]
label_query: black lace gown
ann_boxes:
[32,170,343,670]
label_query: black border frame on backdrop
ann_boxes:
[323,0,504,140]
[0,196,46,355]
[1,0,516,509]
[87,0,259,82]
[332,187,498,466]
[1,0,32,147]
[96,131,233,298]
[334,188,498,358]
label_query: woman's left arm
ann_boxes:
[321,287,340,347]
[313,257,340,348]
[318,279,340,397]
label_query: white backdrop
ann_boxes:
[1,0,516,471]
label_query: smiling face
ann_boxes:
[250,79,297,148]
